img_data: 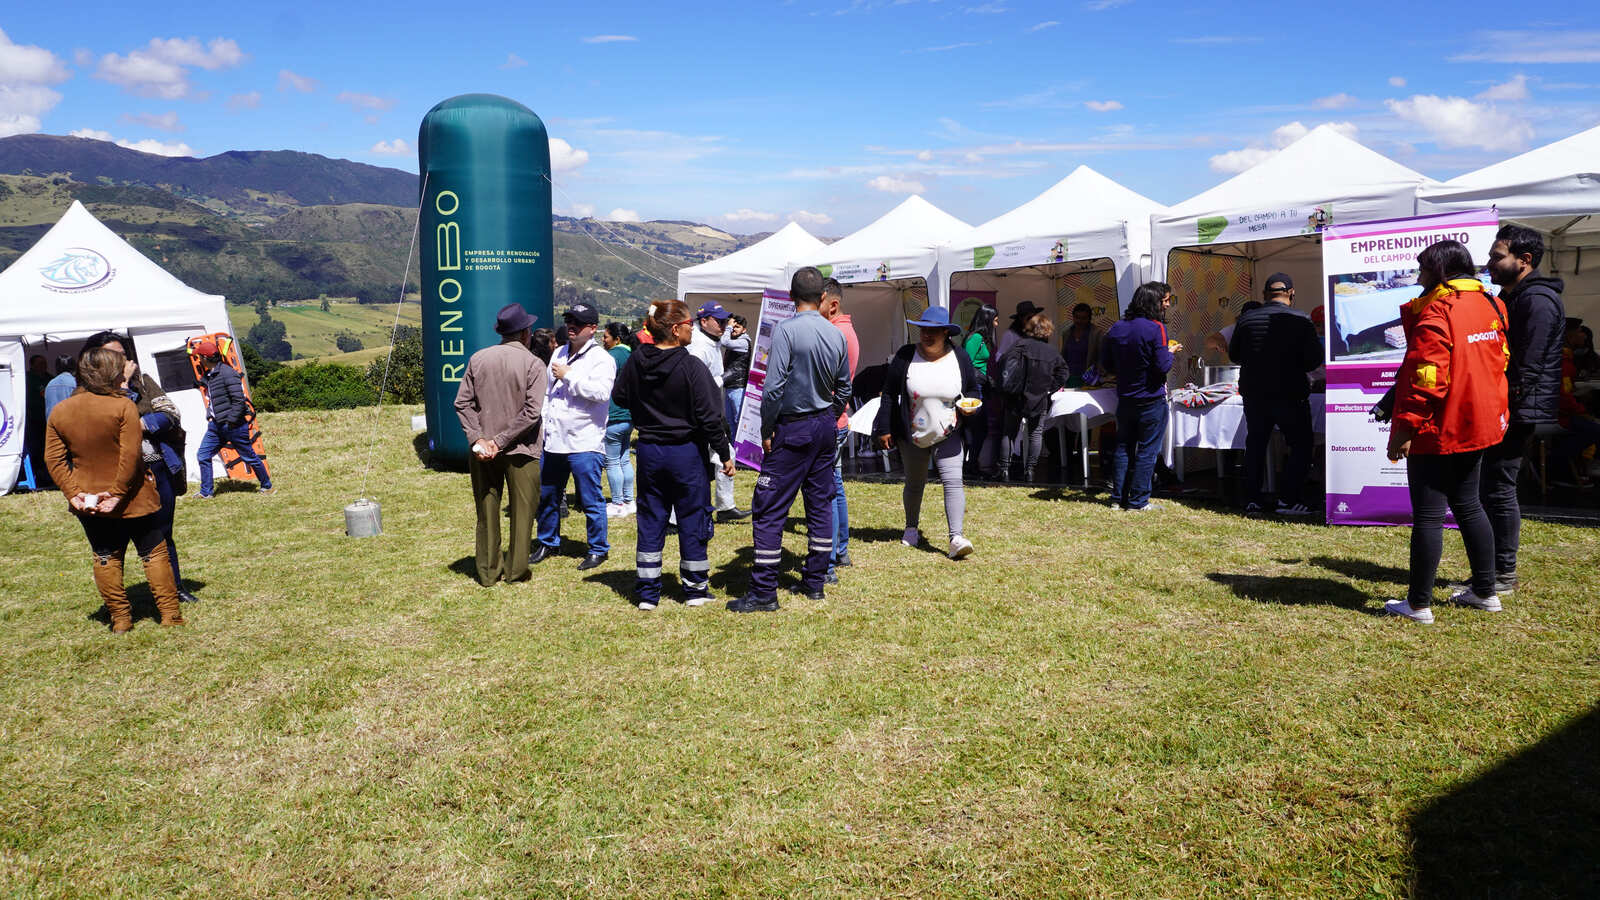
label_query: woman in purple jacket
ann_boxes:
[1104,282,1178,511]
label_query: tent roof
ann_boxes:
[1164,125,1432,218]
[677,221,827,298]
[0,201,223,338]
[952,165,1166,255]
[1418,123,1600,237]
[805,194,971,274]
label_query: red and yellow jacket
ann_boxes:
[1393,278,1510,455]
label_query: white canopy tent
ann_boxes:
[791,195,971,369]
[1151,125,1434,370]
[940,165,1167,333]
[1418,123,1600,325]
[0,201,235,495]
[677,221,828,325]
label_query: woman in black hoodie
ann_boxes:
[611,299,733,610]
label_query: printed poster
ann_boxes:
[0,363,18,496]
[1322,209,1498,525]
[733,289,795,470]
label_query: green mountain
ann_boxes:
[0,134,769,320]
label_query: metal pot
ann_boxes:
[1203,364,1240,385]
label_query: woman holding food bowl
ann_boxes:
[873,306,984,559]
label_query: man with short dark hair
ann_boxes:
[455,303,547,586]
[1468,223,1566,597]
[1229,272,1323,515]
[729,267,852,612]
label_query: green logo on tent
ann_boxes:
[1197,216,1228,245]
[817,265,833,277]
[973,246,995,269]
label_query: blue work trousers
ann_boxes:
[536,451,609,556]
[749,410,837,598]
[634,442,713,604]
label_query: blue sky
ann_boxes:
[2,1,1597,234]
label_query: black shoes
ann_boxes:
[834,551,852,568]
[789,586,825,601]
[528,545,556,566]
[824,570,839,585]
[726,594,780,613]
[177,589,199,604]
[577,552,608,571]
[715,507,751,523]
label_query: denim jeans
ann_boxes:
[197,420,271,496]
[725,387,745,435]
[603,421,635,504]
[536,451,609,556]
[830,426,850,572]
[1109,397,1167,509]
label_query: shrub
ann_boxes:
[334,332,364,353]
[365,326,422,404]
[253,363,376,411]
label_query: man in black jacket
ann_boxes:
[194,338,273,498]
[1228,273,1323,515]
[1470,224,1566,596]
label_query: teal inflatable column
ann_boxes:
[418,94,553,465]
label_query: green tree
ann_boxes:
[365,325,423,404]
[246,312,292,361]
[320,294,331,312]
[253,363,377,411]
[239,341,282,380]
[334,332,364,353]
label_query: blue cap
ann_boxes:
[695,301,730,320]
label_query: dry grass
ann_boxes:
[1,405,1596,897]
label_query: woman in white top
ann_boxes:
[872,307,983,559]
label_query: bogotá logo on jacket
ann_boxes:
[39,248,114,291]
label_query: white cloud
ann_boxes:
[606,208,641,222]
[95,37,244,99]
[915,149,933,161]
[0,28,69,84]
[1030,20,1061,31]
[1384,94,1533,153]
[72,48,94,68]
[0,30,67,137]
[1449,31,1600,63]
[1085,100,1123,112]
[1313,92,1357,109]
[226,91,261,111]
[1477,74,1530,101]
[500,53,528,70]
[724,208,778,223]
[548,137,589,173]
[1388,76,1407,87]
[583,35,638,44]
[791,210,833,226]
[370,139,411,155]
[1084,0,1131,8]
[563,202,595,218]
[278,69,318,93]
[337,91,394,114]
[69,128,194,157]
[121,110,183,131]
[1207,120,1357,173]
[911,41,985,53]
[867,174,926,194]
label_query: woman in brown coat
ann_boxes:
[44,347,185,633]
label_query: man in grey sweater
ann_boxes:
[455,303,548,586]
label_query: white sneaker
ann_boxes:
[1448,586,1502,612]
[624,500,637,516]
[1382,599,1435,624]
[901,527,922,547]
[948,535,974,560]
[684,597,709,607]
[637,601,657,611]
[605,502,626,518]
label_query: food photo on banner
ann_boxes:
[1321,209,1500,525]
[732,289,795,470]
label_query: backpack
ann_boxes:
[999,350,1028,399]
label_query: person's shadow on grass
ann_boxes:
[1205,572,1383,615]
[1305,555,1408,585]
[1409,702,1600,897]
[848,526,946,556]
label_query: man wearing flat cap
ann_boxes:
[455,303,548,586]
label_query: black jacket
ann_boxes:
[202,361,250,428]
[1228,302,1322,401]
[1501,272,1566,425]
[873,342,981,442]
[1002,337,1070,419]
[611,345,731,459]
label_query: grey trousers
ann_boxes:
[901,434,966,540]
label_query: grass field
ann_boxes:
[227,300,421,365]
[2,406,1596,897]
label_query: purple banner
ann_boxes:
[732,290,794,471]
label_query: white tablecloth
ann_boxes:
[1044,387,1119,429]
[1165,394,1325,472]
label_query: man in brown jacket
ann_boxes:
[455,303,548,586]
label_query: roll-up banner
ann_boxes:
[732,289,795,470]
[0,363,19,496]
[418,94,554,465]
[1322,209,1499,525]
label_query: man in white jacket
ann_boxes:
[531,303,617,570]
[689,301,749,523]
